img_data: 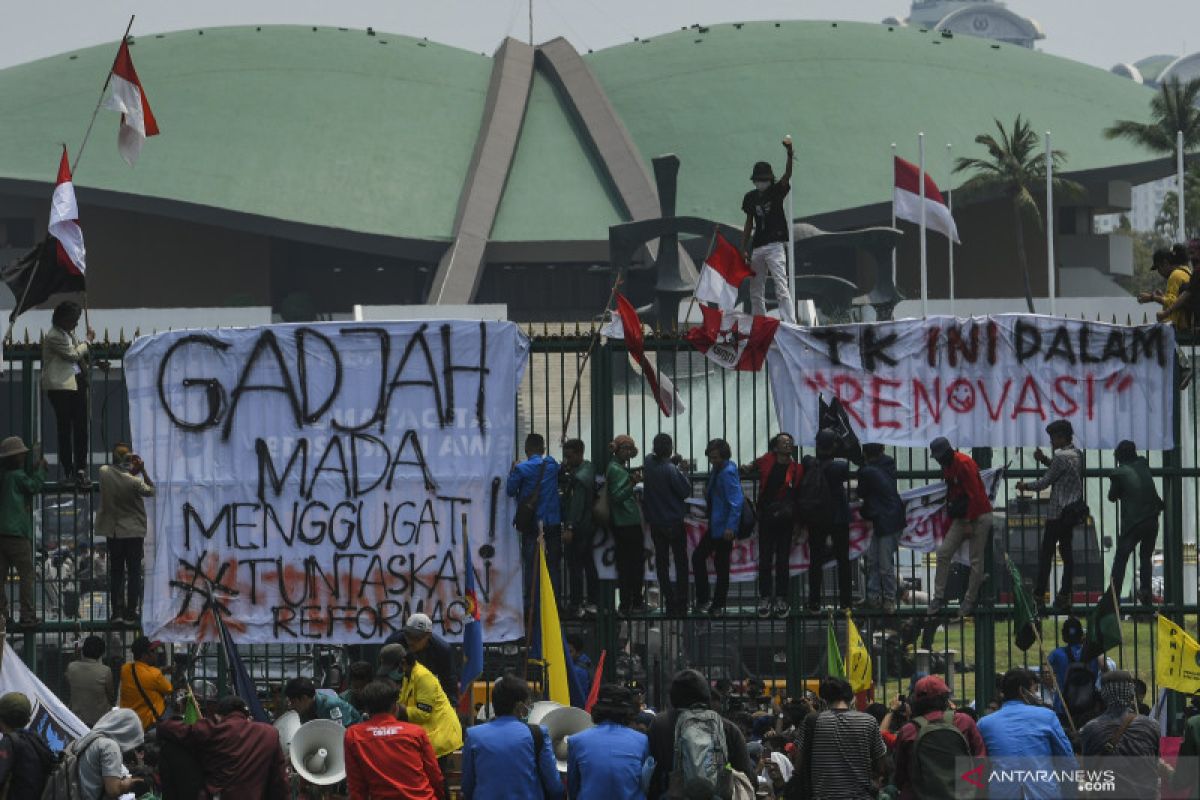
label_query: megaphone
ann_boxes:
[526,700,563,727]
[290,719,346,786]
[542,705,594,773]
[274,710,301,758]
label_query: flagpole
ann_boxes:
[947,143,955,317]
[560,274,622,443]
[785,133,797,324]
[890,143,897,288]
[72,15,136,175]
[1045,131,1056,317]
[918,132,928,317]
[1178,130,1186,242]
[681,226,721,330]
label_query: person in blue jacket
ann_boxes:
[567,633,594,700]
[692,438,743,617]
[568,683,649,800]
[506,433,562,611]
[461,675,563,800]
[977,668,1076,800]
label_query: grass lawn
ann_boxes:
[872,615,1161,707]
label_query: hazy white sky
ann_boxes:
[0,0,1194,71]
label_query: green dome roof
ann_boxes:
[0,21,1160,244]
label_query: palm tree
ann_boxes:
[1104,77,1200,154]
[954,116,1084,313]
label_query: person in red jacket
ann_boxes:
[344,680,445,800]
[156,694,288,800]
[928,437,993,618]
[742,432,803,618]
[892,676,986,800]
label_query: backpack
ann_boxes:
[736,499,756,541]
[796,461,833,530]
[40,731,106,800]
[668,707,733,800]
[10,729,57,779]
[1062,653,1099,718]
[911,711,972,799]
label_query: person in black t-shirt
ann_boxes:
[740,138,796,324]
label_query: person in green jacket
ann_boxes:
[1108,439,1164,607]
[560,438,599,619]
[606,435,646,614]
[0,436,46,628]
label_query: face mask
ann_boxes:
[754,180,770,191]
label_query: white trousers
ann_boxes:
[749,242,795,323]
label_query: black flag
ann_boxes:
[2,237,86,323]
[819,395,863,466]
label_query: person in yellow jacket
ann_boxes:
[378,642,462,759]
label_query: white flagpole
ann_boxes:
[1179,129,1186,242]
[786,133,797,322]
[947,142,955,316]
[1046,131,1056,316]
[919,132,928,317]
[891,143,897,287]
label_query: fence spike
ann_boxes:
[1143,312,1148,324]
[24,329,30,345]
[103,328,110,343]
[1111,315,1116,324]
[1126,314,1132,326]
[134,327,141,338]
[118,327,126,344]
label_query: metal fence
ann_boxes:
[1,324,1197,727]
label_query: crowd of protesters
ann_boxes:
[503,412,1161,621]
[0,646,1192,800]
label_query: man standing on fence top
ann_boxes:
[96,443,155,626]
[927,437,992,619]
[741,138,796,324]
[507,433,562,611]
[1107,439,1163,607]
[1016,419,1085,615]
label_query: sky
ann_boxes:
[0,0,1195,72]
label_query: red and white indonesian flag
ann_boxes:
[894,156,960,244]
[607,293,686,416]
[103,40,159,166]
[49,148,86,275]
[694,232,752,310]
[685,304,779,372]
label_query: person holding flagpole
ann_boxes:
[741,139,796,324]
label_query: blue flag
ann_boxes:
[216,612,270,723]
[459,527,484,713]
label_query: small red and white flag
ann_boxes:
[694,232,752,310]
[686,304,779,372]
[607,293,686,417]
[894,156,960,244]
[102,40,159,166]
[49,147,86,276]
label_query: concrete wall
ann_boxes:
[82,206,271,308]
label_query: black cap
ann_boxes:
[815,429,838,455]
[1046,419,1073,438]
[751,161,774,181]
[929,437,953,461]
[1061,616,1084,644]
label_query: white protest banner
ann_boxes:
[0,641,90,751]
[768,315,1175,449]
[594,468,1002,581]
[125,321,530,645]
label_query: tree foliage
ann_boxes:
[953,116,1084,313]
[1104,77,1200,155]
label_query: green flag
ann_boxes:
[826,616,845,679]
[1005,554,1040,651]
[1084,585,1123,662]
[182,689,201,724]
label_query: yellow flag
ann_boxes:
[846,612,872,694]
[1157,615,1200,694]
[538,539,571,706]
